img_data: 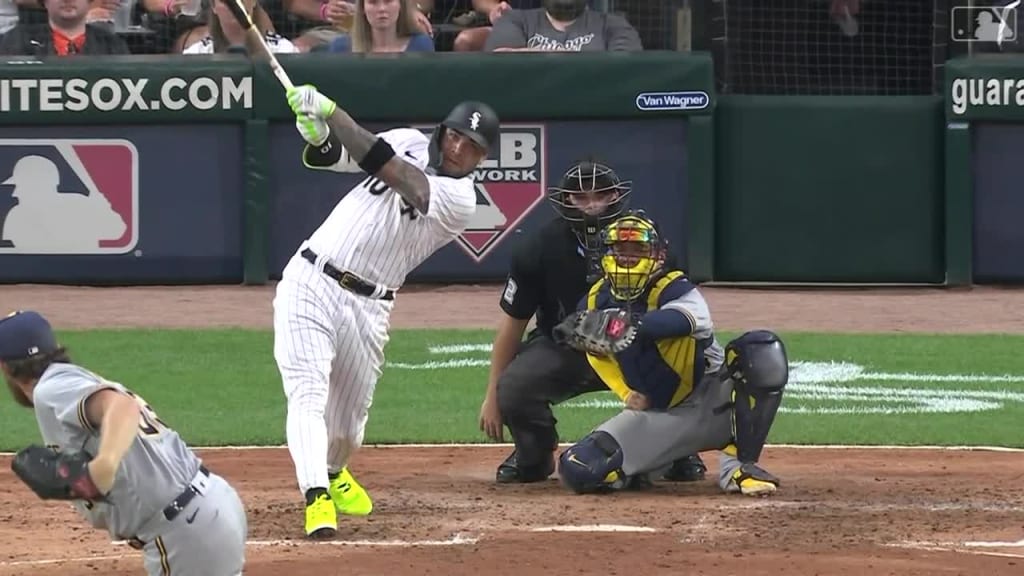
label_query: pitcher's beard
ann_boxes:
[5,376,31,407]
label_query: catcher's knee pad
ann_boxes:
[726,330,789,463]
[557,431,624,494]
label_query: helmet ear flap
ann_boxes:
[427,125,445,171]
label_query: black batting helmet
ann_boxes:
[428,101,500,177]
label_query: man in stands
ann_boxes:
[482,0,640,52]
[0,0,130,54]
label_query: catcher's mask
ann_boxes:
[546,159,632,252]
[599,211,667,302]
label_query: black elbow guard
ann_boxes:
[302,132,343,168]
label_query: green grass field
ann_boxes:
[2,329,1023,451]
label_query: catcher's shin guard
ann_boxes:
[725,330,789,463]
[557,431,625,494]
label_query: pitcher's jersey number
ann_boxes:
[122,389,170,436]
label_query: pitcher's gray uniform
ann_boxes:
[32,364,247,575]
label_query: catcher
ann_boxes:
[0,310,247,575]
[552,211,787,496]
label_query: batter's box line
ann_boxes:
[0,535,480,567]
[888,540,1024,559]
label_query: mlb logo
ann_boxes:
[0,139,139,255]
[417,124,547,262]
[951,2,1019,43]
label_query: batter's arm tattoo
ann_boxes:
[325,109,431,214]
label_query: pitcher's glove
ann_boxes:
[553,308,640,356]
[10,445,105,502]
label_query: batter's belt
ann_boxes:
[301,248,395,300]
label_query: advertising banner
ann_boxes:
[266,119,689,282]
[972,123,1024,282]
[0,125,245,283]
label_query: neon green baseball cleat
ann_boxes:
[329,467,373,516]
[304,491,338,538]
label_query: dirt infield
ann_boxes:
[1,283,1024,575]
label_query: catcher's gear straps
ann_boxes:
[584,271,698,407]
[725,330,789,463]
[557,431,625,494]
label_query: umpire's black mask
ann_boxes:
[544,0,586,20]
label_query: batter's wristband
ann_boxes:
[358,138,396,175]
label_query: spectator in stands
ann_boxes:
[182,0,298,52]
[289,0,431,51]
[483,0,641,51]
[83,0,138,32]
[325,0,432,52]
[0,0,130,54]
[1,0,20,37]
[452,0,536,51]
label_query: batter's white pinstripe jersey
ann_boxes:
[301,128,477,289]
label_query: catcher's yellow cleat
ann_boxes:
[329,468,373,516]
[305,492,338,538]
[727,463,779,497]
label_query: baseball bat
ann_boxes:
[222,0,294,90]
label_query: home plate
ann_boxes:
[529,524,657,533]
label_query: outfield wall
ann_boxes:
[0,53,1014,286]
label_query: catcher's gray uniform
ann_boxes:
[32,363,247,575]
[555,271,753,492]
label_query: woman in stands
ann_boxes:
[325,0,432,52]
[181,0,298,53]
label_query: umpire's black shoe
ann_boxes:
[495,450,555,483]
[661,453,707,482]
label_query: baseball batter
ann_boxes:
[0,310,247,575]
[276,84,499,538]
[552,212,787,496]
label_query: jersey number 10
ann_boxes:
[364,176,419,222]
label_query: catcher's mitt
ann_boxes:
[553,308,640,356]
[10,445,105,502]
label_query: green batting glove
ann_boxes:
[295,113,329,147]
[286,85,337,120]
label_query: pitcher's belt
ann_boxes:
[301,248,395,301]
[126,466,211,550]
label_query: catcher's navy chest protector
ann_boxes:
[584,271,710,410]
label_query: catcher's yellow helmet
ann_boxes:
[599,211,667,302]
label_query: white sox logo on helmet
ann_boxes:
[469,112,481,131]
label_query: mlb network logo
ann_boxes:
[952,1,1019,43]
[0,139,139,255]
[416,124,546,262]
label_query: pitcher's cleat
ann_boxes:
[329,467,373,516]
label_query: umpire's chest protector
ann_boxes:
[584,272,707,409]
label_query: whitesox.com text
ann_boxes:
[0,76,253,112]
